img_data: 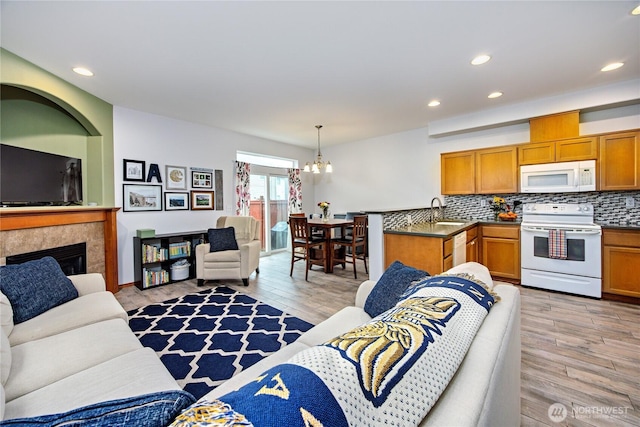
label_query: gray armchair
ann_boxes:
[195,216,261,286]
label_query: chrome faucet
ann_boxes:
[430,197,443,223]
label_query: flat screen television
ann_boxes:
[0,144,83,207]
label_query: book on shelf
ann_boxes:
[142,268,169,288]
[169,241,191,258]
[142,244,168,263]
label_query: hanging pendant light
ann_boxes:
[303,125,332,173]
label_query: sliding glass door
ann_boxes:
[249,173,289,253]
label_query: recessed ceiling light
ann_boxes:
[601,62,624,72]
[471,55,491,65]
[488,91,503,99]
[631,5,640,15]
[428,100,441,107]
[73,67,94,77]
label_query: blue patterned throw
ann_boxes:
[128,286,313,399]
[170,274,497,426]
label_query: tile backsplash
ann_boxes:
[444,190,640,226]
[381,191,640,229]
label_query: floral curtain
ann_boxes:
[287,168,303,214]
[235,161,251,216]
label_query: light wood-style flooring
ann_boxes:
[116,251,640,426]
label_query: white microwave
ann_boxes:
[520,160,596,193]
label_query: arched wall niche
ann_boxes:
[1,48,115,206]
[2,83,100,136]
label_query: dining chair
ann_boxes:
[290,212,325,239]
[331,215,368,279]
[288,216,326,281]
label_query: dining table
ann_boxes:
[307,218,354,273]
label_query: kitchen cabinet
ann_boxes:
[603,229,640,298]
[599,130,640,191]
[518,137,598,165]
[475,146,518,194]
[441,150,475,195]
[481,224,520,281]
[466,225,479,263]
[441,146,518,195]
[384,233,452,275]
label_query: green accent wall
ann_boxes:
[0,48,115,206]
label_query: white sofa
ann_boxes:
[0,273,183,421]
[201,262,521,426]
[196,216,261,287]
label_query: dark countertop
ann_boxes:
[385,219,640,238]
[598,222,640,230]
[384,218,521,238]
[384,221,475,238]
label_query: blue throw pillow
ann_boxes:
[208,227,239,252]
[0,256,78,324]
[364,260,429,317]
[0,390,196,426]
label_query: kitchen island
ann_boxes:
[365,205,522,281]
[383,219,521,279]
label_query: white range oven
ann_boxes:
[520,203,602,298]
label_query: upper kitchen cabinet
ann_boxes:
[441,146,518,195]
[599,130,640,191]
[441,150,476,195]
[518,137,598,165]
[475,146,518,194]
[529,111,580,143]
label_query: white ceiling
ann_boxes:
[1,1,639,148]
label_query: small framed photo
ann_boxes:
[123,159,146,182]
[164,192,189,211]
[123,184,162,212]
[165,165,187,190]
[191,190,215,210]
[191,170,213,189]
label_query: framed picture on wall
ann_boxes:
[191,170,213,189]
[123,159,146,182]
[165,165,187,190]
[191,190,214,210]
[123,184,162,212]
[164,192,189,211]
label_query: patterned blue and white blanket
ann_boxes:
[170,274,498,427]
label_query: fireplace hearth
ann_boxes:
[6,242,87,276]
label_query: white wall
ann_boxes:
[113,106,315,285]
[318,103,640,215]
[113,101,639,285]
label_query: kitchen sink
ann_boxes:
[435,221,466,226]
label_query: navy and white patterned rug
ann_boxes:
[127,286,314,399]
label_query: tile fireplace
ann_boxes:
[0,207,120,293]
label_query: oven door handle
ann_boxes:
[521,226,601,235]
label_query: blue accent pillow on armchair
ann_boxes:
[364,260,430,317]
[0,256,78,324]
[208,227,239,252]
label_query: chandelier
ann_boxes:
[303,125,332,173]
